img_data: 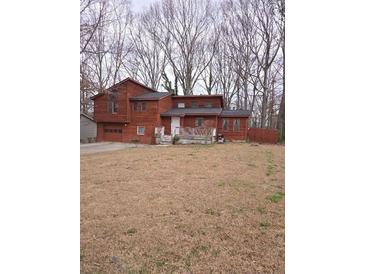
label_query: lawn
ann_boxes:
[80,143,285,273]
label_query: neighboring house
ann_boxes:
[91,77,250,144]
[80,113,97,143]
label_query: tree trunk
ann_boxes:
[277,46,285,142]
[260,68,268,128]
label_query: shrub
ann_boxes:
[172,135,180,144]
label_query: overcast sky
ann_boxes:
[130,0,157,12]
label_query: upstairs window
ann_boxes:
[205,102,212,108]
[195,117,203,127]
[132,102,138,111]
[108,90,118,113]
[233,119,240,131]
[191,101,198,108]
[223,119,228,131]
[140,102,146,111]
[177,102,185,108]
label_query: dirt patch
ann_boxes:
[81,143,285,273]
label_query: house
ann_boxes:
[91,77,250,144]
[80,113,97,143]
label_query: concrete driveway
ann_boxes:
[80,142,146,155]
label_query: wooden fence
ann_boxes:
[247,128,279,144]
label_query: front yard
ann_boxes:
[80,143,285,273]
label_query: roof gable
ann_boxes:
[108,77,158,93]
[91,77,158,100]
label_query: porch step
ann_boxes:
[161,135,172,142]
[160,141,172,145]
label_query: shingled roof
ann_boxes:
[161,108,250,117]
[161,108,222,116]
[91,77,160,100]
[219,109,251,117]
[129,92,171,101]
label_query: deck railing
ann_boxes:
[179,127,216,137]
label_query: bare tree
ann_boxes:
[127,7,167,90]
[152,0,217,95]
[250,0,282,128]
[213,30,240,109]
[109,0,133,85]
[276,0,285,141]
[82,0,132,93]
[80,0,107,54]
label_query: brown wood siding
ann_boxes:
[217,117,248,141]
[123,100,159,144]
[125,81,155,122]
[94,85,128,122]
[93,81,152,123]
[157,95,173,125]
[171,97,221,108]
[182,116,217,128]
[161,117,171,135]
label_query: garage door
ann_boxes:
[103,125,123,142]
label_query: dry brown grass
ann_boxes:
[80,143,285,274]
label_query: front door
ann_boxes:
[171,117,180,136]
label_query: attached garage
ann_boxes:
[98,123,123,142]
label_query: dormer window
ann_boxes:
[108,90,118,113]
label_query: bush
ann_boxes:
[172,135,180,144]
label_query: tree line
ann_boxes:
[80,0,285,140]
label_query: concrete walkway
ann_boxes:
[80,142,146,155]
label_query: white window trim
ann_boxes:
[111,101,117,114]
[195,117,203,127]
[137,126,145,135]
[223,119,228,131]
[233,119,240,131]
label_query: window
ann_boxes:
[141,102,146,111]
[191,101,198,108]
[177,102,185,108]
[205,102,212,108]
[104,128,122,133]
[233,119,240,131]
[108,90,118,113]
[137,126,145,135]
[223,119,228,131]
[195,117,203,127]
[132,102,138,111]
